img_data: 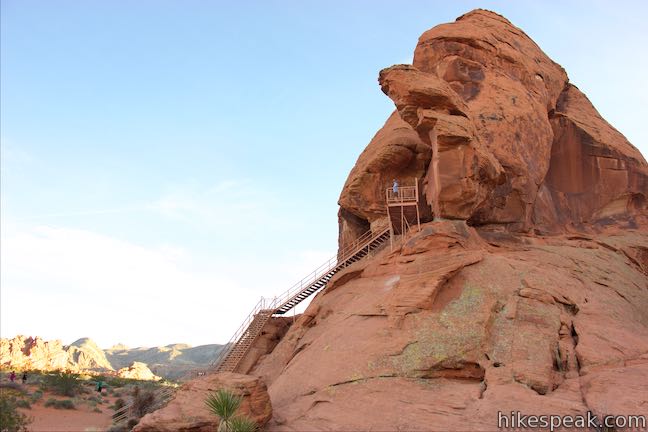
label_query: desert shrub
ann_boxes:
[86,394,104,405]
[131,386,156,418]
[44,398,75,410]
[93,407,102,413]
[103,376,129,388]
[42,372,81,397]
[0,394,32,431]
[59,399,75,409]
[106,423,130,432]
[112,397,126,411]
[30,390,43,403]
[14,399,31,409]
[0,382,25,395]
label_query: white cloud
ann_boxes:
[0,220,261,348]
[0,217,335,349]
[147,179,284,236]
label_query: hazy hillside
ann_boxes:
[68,337,113,371]
[106,343,224,380]
[1,335,224,380]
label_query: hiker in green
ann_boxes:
[96,380,105,393]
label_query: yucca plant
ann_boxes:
[205,389,242,432]
[228,416,257,432]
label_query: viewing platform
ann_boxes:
[386,179,421,236]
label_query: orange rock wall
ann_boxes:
[338,9,647,246]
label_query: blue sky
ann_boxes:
[2,0,647,348]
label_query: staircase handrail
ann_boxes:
[211,297,269,367]
[213,226,390,371]
[270,226,389,310]
[112,385,176,424]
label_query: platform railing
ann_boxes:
[386,185,417,204]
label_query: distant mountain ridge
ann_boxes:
[106,343,224,379]
[0,335,224,380]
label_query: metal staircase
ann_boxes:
[212,227,391,373]
[112,385,176,425]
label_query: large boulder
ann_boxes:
[116,361,161,381]
[133,372,272,432]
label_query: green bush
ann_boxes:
[112,397,126,411]
[44,398,76,410]
[131,386,156,418]
[43,372,81,397]
[0,394,32,431]
[102,376,129,388]
[30,390,43,403]
[86,395,103,404]
[14,399,31,409]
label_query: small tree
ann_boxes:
[204,389,257,432]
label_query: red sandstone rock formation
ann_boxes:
[133,372,272,432]
[253,9,648,431]
[116,361,161,381]
[339,9,647,242]
[255,221,647,430]
[132,9,647,432]
[0,336,113,372]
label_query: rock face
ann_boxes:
[256,222,648,430]
[250,9,648,431]
[133,372,272,432]
[117,361,161,381]
[338,9,647,244]
[0,336,112,372]
[0,335,224,380]
[235,317,293,375]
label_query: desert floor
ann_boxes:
[10,381,119,432]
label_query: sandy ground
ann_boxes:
[13,383,118,432]
[20,404,114,432]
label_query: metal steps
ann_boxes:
[212,227,391,373]
[112,385,176,425]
